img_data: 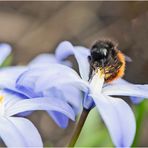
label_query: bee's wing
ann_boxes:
[124,54,132,62]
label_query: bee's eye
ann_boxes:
[100,48,107,56]
[91,47,108,60]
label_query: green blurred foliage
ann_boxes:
[0,54,13,67]
[75,99,148,147]
[143,100,148,115]
[75,108,113,147]
[132,99,148,147]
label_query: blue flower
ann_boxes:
[0,43,12,66]
[55,41,148,103]
[0,54,80,128]
[0,89,75,147]
[16,41,148,147]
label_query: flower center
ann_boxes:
[0,95,4,105]
[0,95,4,115]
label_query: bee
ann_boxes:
[88,40,125,83]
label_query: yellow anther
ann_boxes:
[96,68,105,79]
[0,95,4,104]
[100,70,105,78]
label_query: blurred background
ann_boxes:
[0,1,148,147]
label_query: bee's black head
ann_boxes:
[90,40,117,68]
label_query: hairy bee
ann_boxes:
[88,40,125,83]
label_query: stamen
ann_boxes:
[0,95,4,105]
[97,68,105,79]
[0,95,4,116]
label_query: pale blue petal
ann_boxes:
[36,72,88,93]
[0,66,26,89]
[61,85,82,114]
[0,117,43,147]
[0,66,29,101]
[130,96,144,104]
[90,94,136,147]
[103,82,148,100]
[42,87,81,128]
[0,43,12,65]
[0,117,29,146]
[55,41,75,61]
[48,111,69,128]
[16,64,89,94]
[107,78,148,103]
[16,66,47,97]
[83,91,95,110]
[6,97,75,122]
[0,89,32,117]
[3,90,69,125]
[4,87,31,99]
[55,41,90,81]
[15,65,85,127]
[2,89,33,117]
[0,90,26,111]
[43,86,82,114]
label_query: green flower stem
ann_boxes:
[132,101,145,147]
[68,108,90,147]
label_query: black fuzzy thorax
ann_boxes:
[88,40,123,82]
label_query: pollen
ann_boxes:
[0,95,4,105]
[97,68,105,79]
